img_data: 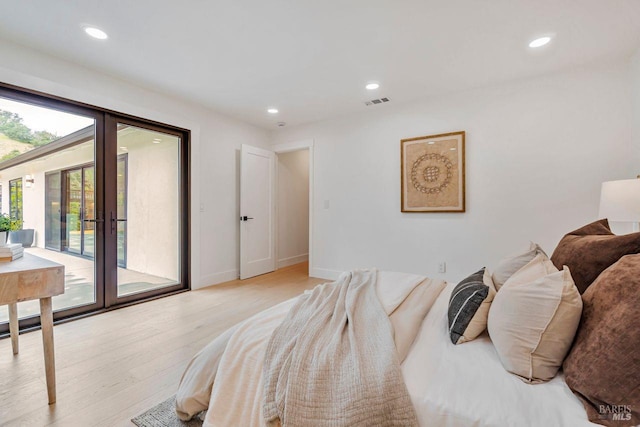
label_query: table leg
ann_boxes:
[39,297,56,404]
[8,302,18,355]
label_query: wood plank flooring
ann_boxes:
[0,262,323,426]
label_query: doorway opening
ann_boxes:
[239,140,314,280]
[276,149,310,271]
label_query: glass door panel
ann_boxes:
[113,124,181,298]
[83,166,95,257]
[65,168,82,254]
[0,93,100,329]
[117,156,126,267]
[45,172,62,250]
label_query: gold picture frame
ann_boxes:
[401,131,465,212]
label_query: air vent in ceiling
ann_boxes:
[365,97,390,106]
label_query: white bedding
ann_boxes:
[177,270,443,426]
[403,282,598,427]
[178,274,596,427]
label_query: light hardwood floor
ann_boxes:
[0,262,324,426]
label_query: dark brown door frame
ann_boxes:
[0,82,190,336]
[103,114,190,307]
[60,162,94,256]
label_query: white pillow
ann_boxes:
[491,242,546,291]
[488,253,582,383]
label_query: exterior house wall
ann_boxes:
[0,143,93,244]
[122,132,180,281]
[0,135,179,280]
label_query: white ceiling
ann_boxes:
[0,0,639,130]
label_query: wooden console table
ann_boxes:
[0,253,65,404]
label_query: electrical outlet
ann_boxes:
[438,262,446,273]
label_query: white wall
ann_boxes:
[271,61,635,283]
[0,39,271,289]
[121,131,180,281]
[0,142,94,243]
[276,150,309,268]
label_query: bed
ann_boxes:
[175,271,596,427]
[175,219,640,426]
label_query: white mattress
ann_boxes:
[402,282,597,427]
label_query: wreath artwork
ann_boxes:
[410,153,453,194]
[401,131,465,212]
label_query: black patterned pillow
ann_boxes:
[448,267,496,344]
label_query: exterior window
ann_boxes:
[9,178,22,221]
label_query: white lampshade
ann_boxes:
[599,179,640,222]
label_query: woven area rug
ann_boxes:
[131,396,205,427]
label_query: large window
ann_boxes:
[9,178,22,221]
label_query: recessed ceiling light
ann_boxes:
[84,27,108,40]
[529,36,551,48]
[428,141,435,145]
[267,108,279,114]
[152,138,162,144]
[365,82,380,90]
[120,146,128,150]
[450,148,457,151]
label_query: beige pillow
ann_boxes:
[389,277,446,361]
[492,242,547,291]
[488,253,583,383]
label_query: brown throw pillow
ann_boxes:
[550,219,640,293]
[563,254,640,426]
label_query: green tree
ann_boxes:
[0,149,22,162]
[0,110,33,143]
[0,109,58,146]
[32,130,57,146]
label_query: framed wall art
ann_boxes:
[401,131,465,212]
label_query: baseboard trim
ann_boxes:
[310,267,342,281]
[277,254,309,269]
[195,269,239,289]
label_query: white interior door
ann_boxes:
[240,144,276,279]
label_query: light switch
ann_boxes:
[323,200,330,209]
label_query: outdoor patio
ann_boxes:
[0,247,177,323]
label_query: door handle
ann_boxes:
[110,212,127,234]
[240,216,254,222]
[83,218,104,223]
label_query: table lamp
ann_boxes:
[599,178,640,233]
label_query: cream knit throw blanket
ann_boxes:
[262,269,419,427]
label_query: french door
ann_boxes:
[62,165,95,257]
[0,84,189,335]
[104,115,187,306]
